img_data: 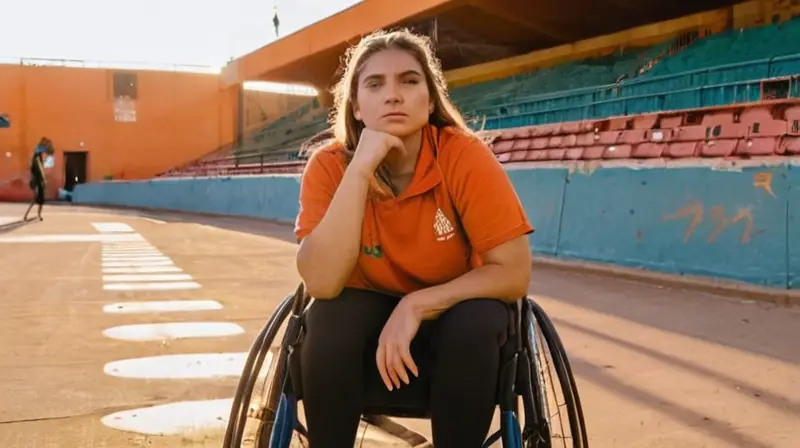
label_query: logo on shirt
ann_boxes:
[434,208,456,242]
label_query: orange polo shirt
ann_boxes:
[294,124,533,297]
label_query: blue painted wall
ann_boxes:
[73,163,797,290]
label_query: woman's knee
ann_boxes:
[435,299,511,353]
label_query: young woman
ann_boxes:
[294,29,534,447]
[23,137,53,221]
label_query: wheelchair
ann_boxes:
[223,283,589,447]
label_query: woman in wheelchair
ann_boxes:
[294,28,534,447]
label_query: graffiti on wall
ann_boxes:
[661,202,756,245]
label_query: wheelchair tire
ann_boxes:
[223,293,294,448]
[526,299,589,448]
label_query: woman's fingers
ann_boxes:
[376,342,393,391]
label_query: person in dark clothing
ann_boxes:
[273,6,280,37]
[23,137,53,222]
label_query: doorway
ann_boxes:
[63,151,88,192]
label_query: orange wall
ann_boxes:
[0,63,237,201]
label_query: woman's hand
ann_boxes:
[376,298,421,391]
[350,128,406,179]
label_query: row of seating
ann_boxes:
[490,103,800,162]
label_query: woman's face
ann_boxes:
[353,48,433,138]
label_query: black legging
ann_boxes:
[299,287,510,448]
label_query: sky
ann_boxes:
[0,0,361,71]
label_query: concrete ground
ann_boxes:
[0,202,798,448]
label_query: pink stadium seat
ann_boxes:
[665,142,699,158]
[621,130,646,144]
[582,146,605,160]
[532,138,549,149]
[632,143,666,158]
[548,136,563,148]
[512,127,534,139]
[560,122,580,133]
[496,152,512,163]
[660,115,683,128]
[779,136,800,154]
[785,106,800,135]
[736,137,778,156]
[701,112,735,126]
[565,148,584,160]
[603,144,633,159]
[529,124,559,137]
[608,118,629,130]
[561,134,578,147]
[513,139,533,150]
[576,132,596,146]
[579,121,598,133]
[673,125,706,142]
[699,139,737,157]
[492,139,515,153]
[646,128,673,143]
[509,150,527,162]
[633,115,658,129]
[706,123,747,139]
[547,149,567,160]
[598,131,621,145]
[524,150,550,161]
[739,110,787,137]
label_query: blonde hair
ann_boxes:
[304,28,471,192]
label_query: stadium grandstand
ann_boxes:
[157,0,800,179]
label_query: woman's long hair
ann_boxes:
[303,29,472,192]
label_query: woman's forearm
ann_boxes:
[405,238,532,319]
[296,167,370,298]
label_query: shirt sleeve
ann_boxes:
[294,150,342,242]
[444,132,534,254]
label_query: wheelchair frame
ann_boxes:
[223,283,588,447]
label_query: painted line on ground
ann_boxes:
[91,222,135,233]
[102,256,172,262]
[103,352,264,379]
[102,261,175,268]
[102,300,223,314]
[103,281,202,291]
[102,322,244,342]
[102,273,193,282]
[102,266,183,274]
[0,234,145,243]
[101,398,234,436]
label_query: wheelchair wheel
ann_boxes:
[521,298,589,448]
[222,291,305,447]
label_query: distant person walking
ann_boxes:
[273,6,280,37]
[23,137,53,222]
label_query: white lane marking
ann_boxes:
[102,273,193,282]
[102,249,162,254]
[103,243,155,248]
[0,234,144,243]
[102,300,223,314]
[101,398,234,436]
[102,256,171,262]
[103,352,264,379]
[102,322,244,342]
[103,266,183,274]
[140,217,166,224]
[91,222,134,233]
[103,281,201,291]
[102,261,175,268]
